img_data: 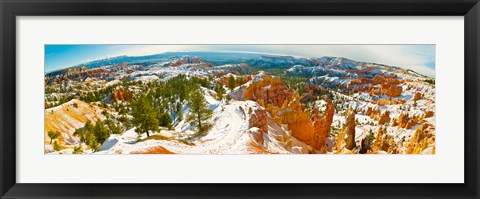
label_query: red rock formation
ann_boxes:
[336,108,356,150]
[246,128,264,145]
[394,99,406,104]
[301,84,327,103]
[423,110,434,118]
[406,84,413,90]
[131,146,175,154]
[359,133,372,154]
[372,126,385,152]
[242,75,253,84]
[109,88,132,102]
[397,113,408,128]
[377,111,391,125]
[220,75,252,89]
[370,108,380,118]
[171,57,203,67]
[244,76,294,108]
[372,126,397,153]
[244,76,335,151]
[391,118,398,126]
[348,77,370,88]
[373,98,406,106]
[312,100,335,151]
[344,109,357,150]
[282,110,315,143]
[248,108,268,133]
[376,99,392,106]
[413,92,422,101]
[382,84,403,97]
[369,73,404,97]
[397,112,418,129]
[278,98,334,152]
[369,108,391,125]
[407,124,429,154]
[365,106,373,116]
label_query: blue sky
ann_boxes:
[45,44,435,77]
[45,45,136,72]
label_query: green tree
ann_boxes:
[89,136,99,151]
[105,119,123,135]
[228,75,235,90]
[186,88,213,134]
[84,120,95,143]
[53,141,62,151]
[159,112,172,129]
[131,95,159,137]
[73,145,83,154]
[47,130,61,144]
[175,102,183,122]
[235,76,244,87]
[94,120,109,144]
[119,105,127,116]
[154,98,172,129]
[214,82,226,101]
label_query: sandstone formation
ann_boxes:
[244,76,293,108]
[336,108,356,151]
[372,126,397,153]
[220,75,252,88]
[244,76,335,152]
[171,57,203,67]
[301,84,327,103]
[376,110,391,125]
[368,108,391,125]
[348,73,404,98]
[375,98,406,106]
[423,110,434,118]
[44,99,105,144]
[344,108,357,150]
[397,112,419,129]
[246,127,265,146]
[359,133,372,154]
[248,108,268,133]
[407,124,429,154]
[109,87,132,102]
[413,92,422,101]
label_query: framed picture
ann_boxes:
[1,0,479,198]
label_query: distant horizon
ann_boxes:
[45,45,436,77]
[45,50,285,73]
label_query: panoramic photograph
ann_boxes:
[44,45,435,154]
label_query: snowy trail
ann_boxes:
[197,103,247,153]
[96,101,254,154]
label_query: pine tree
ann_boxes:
[214,82,226,100]
[235,76,244,87]
[186,88,213,134]
[53,141,62,151]
[73,145,83,154]
[47,130,61,144]
[176,102,183,122]
[228,75,235,90]
[131,95,159,137]
[94,120,109,144]
[159,112,172,129]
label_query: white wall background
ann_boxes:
[17,16,464,183]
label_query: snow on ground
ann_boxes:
[105,79,120,87]
[134,75,159,82]
[94,101,253,154]
[95,97,310,154]
[47,61,436,154]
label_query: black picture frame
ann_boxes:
[1,0,479,198]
